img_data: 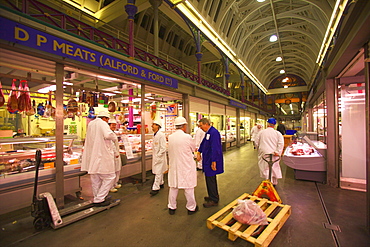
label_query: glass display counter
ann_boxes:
[116,133,155,178]
[0,135,85,214]
[282,141,326,183]
[221,131,237,150]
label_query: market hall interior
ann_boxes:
[0,0,370,245]
[0,143,369,247]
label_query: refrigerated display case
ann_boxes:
[0,135,85,214]
[282,138,326,183]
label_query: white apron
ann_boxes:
[255,127,284,181]
[152,131,168,174]
[81,118,117,174]
[168,129,196,189]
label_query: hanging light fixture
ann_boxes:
[269,35,278,42]
[280,69,285,74]
[276,56,282,62]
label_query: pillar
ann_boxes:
[141,84,146,183]
[182,94,190,132]
[55,63,65,208]
[195,30,203,84]
[326,78,339,187]
[149,0,162,57]
[125,0,138,58]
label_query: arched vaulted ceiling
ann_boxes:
[40,0,344,97]
[178,0,337,93]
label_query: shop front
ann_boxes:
[0,14,184,212]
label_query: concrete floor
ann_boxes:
[1,142,369,247]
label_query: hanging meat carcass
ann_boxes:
[44,91,55,118]
[18,80,32,112]
[23,80,32,112]
[7,79,19,113]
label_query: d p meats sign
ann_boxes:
[0,17,178,89]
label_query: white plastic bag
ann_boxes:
[232,199,268,225]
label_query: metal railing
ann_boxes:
[3,0,230,96]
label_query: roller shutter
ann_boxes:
[189,96,209,113]
[210,102,225,115]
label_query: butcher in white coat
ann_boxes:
[250,123,262,149]
[167,116,198,215]
[108,118,122,193]
[254,118,284,185]
[81,111,117,206]
[150,120,168,196]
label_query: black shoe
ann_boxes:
[168,208,176,215]
[196,168,202,171]
[204,196,219,202]
[93,200,111,207]
[203,201,218,208]
[150,190,159,196]
[160,184,164,189]
[188,206,199,215]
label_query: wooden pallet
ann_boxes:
[207,193,291,247]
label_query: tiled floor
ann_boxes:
[0,142,369,246]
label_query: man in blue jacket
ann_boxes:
[197,118,224,208]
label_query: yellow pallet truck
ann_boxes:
[252,153,282,203]
[31,149,120,230]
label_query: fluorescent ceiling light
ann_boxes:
[104,93,116,96]
[281,108,287,115]
[172,0,267,94]
[269,35,278,42]
[276,57,282,62]
[97,75,119,81]
[38,83,68,93]
[280,70,285,74]
[316,0,349,66]
[257,0,266,2]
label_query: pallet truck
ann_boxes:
[31,149,120,230]
[252,153,282,203]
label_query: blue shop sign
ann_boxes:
[0,17,178,89]
[229,100,246,109]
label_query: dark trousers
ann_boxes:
[205,175,219,203]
